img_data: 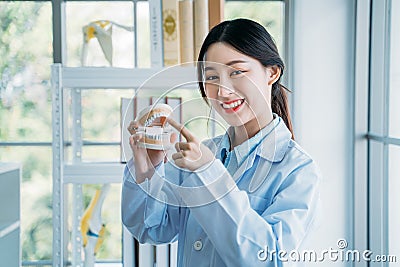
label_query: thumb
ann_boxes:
[170,132,178,144]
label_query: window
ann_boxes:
[0,2,53,265]
[388,1,400,262]
[225,0,285,54]
[367,0,400,264]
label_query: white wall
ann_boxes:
[291,0,355,265]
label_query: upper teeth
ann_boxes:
[144,112,168,127]
[222,99,243,109]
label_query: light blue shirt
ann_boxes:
[221,116,279,176]
[121,116,321,267]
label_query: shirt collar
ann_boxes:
[218,114,292,163]
[234,117,278,165]
[257,116,292,162]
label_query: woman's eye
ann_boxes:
[206,75,218,81]
[231,70,245,76]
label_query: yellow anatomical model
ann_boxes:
[80,184,111,267]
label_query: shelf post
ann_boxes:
[52,63,67,267]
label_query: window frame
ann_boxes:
[361,0,400,265]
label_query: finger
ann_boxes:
[129,133,143,147]
[172,152,184,160]
[173,158,186,168]
[128,121,139,134]
[129,135,135,147]
[128,121,136,133]
[166,117,196,142]
[131,133,142,141]
[170,132,177,144]
[175,142,190,152]
[129,134,138,145]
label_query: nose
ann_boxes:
[218,82,234,97]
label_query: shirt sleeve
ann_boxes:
[178,158,321,266]
[121,158,182,244]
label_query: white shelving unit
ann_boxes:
[0,163,21,267]
[51,64,197,267]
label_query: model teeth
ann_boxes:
[145,134,163,140]
[222,99,244,109]
[144,112,168,127]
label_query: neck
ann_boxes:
[231,112,273,149]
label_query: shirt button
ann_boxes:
[193,240,203,251]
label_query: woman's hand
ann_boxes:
[128,121,173,183]
[167,118,215,172]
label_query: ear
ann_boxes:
[266,65,281,86]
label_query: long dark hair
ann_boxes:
[197,18,294,140]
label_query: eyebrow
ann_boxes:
[204,60,249,71]
[226,60,248,66]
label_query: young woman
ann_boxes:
[122,18,320,266]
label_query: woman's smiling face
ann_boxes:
[204,42,277,128]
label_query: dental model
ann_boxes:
[135,103,173,150]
